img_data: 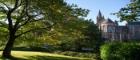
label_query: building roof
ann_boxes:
[118,26,126,29]
[102,18,114,24]
[127,21,140,25]
[117,26,128,32]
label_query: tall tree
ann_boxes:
[115,0,140,21]
[49,18,101,51]
[0,0,88,58]
[73,19,101,52]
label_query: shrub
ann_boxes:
[12,46,56,52]
[100,42,140,60]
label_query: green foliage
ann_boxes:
[115,0,140,21]
[12,18,101,54]
[100,42,140,60]
[0,0,89,39]
[0,27,8,48]
[0,0,90,53]
[56,19,101,52]
[0,0,100,55]
[80,20,101,51]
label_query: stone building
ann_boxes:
[96,11,140,41]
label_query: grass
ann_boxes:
[53,51,98,59]
[0,51,92,60]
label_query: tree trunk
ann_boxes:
[2,34,16,58]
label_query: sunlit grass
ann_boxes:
[0,51,91,60]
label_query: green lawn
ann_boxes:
[0,51,92,60]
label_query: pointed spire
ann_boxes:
[96,10,104,25]
[97,10,102,18]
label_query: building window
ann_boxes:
[107,26,114,32]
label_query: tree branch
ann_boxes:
[0,6,8,13]
[13,0,29,31]
[7,0,20,31]
[10,0,20,13]
[18,14,43,28]
[0,1,11,10]
[15,26,52,38]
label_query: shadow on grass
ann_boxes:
[0,55,88,60]
[0,56,26,60]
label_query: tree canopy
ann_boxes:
[115,0,140,22]
[0,0,89,58]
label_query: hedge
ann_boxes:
[100,42,140,60]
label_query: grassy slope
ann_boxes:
[0,51,91,60]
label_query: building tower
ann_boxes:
[96,10,105,26]
[96,10,105,30]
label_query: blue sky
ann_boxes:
[66,0,130,25]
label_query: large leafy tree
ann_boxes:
[116,0,140,21]
[0,0,88,58]
[48,18,101,52]
[73,19,101,52]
